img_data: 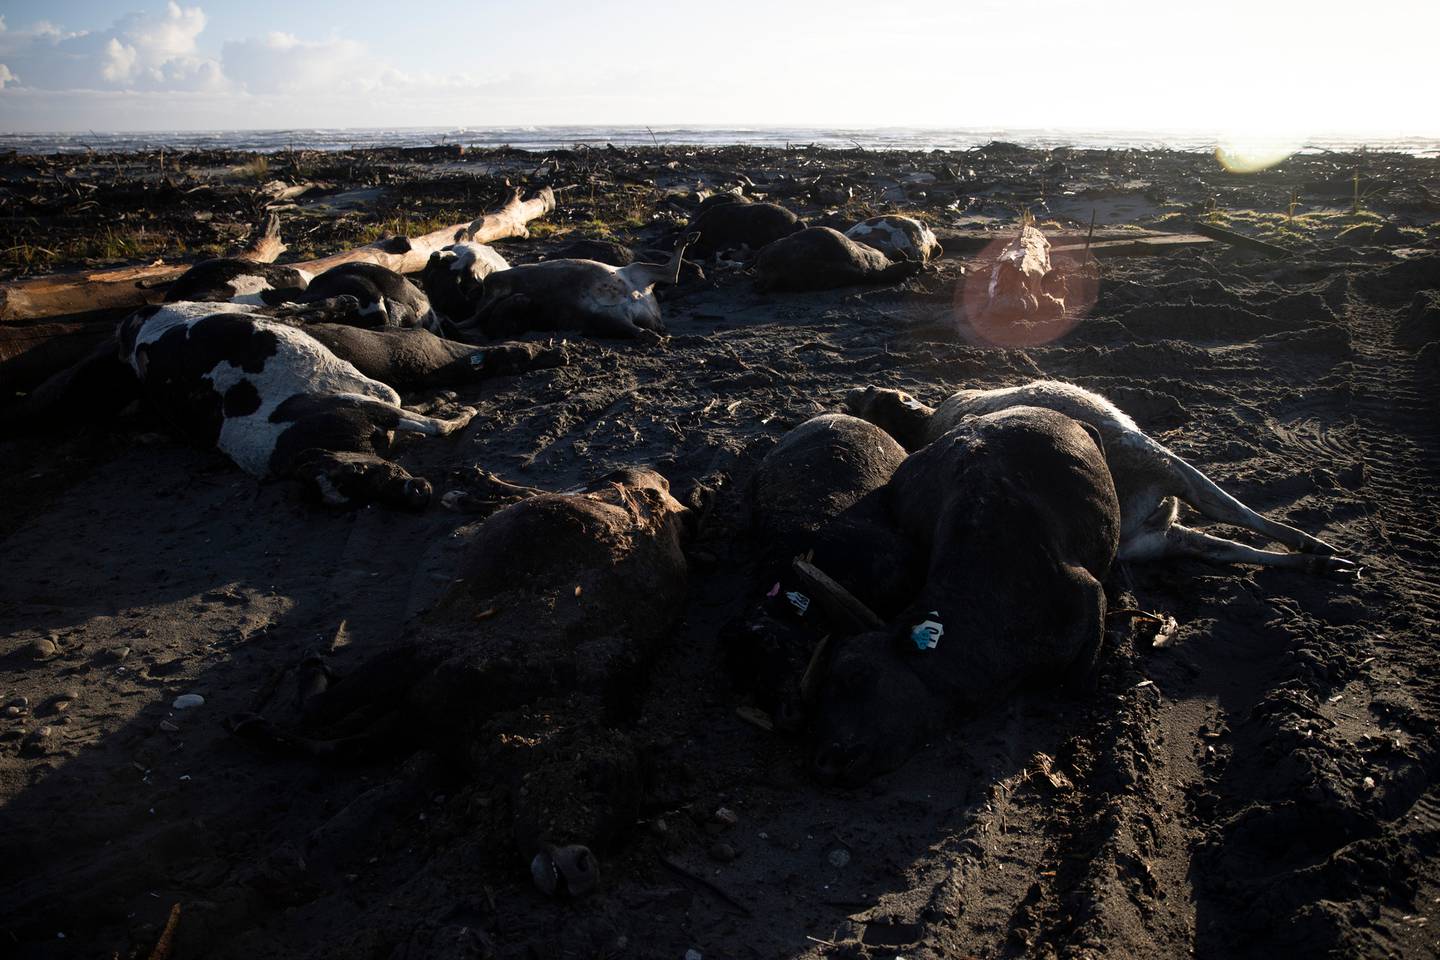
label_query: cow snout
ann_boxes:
[402,477,433,510]
[812,739,874,785]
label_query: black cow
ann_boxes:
[810,407,1122,784]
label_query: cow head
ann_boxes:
[809,630,937,785]
[843,386,935,451]
[297,450,432,511]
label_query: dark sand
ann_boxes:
[1,144,1439,959]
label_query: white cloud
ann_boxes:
[220,32,369,95]
[0,2,219,93]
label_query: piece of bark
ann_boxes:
[0,187,555,323]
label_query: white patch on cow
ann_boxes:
[448,241,509,280]
[313,473,351,506]
[207,320,400,476]
[227,273,274,306]
[846,216,938,263]
[359,297,386,317]
[293,269,314,286]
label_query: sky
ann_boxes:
[0,0,1435,136]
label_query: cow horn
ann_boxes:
[800,634,832,708]
[790,558,884,632]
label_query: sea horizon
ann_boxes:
[2,125,1437,157]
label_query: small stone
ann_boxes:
[685,950,703,960]
[828,847,852,869]
[31,637,58,660]
[172,694,205,710]
[712,806,738,827]
[709,842,736,863]
[3,706,22,719]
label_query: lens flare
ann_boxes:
[955,229,1098,348]
[1215,135,1302,174]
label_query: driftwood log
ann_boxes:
[0,187,555,392]
[0,186,555,324]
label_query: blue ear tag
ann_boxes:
[786,591,811,616]
[911,612,943,651]
[468,351,486,368]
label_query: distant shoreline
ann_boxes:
[3,126,1438,157]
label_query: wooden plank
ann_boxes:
[935,227,1179,257]
[1192,221,1292,258]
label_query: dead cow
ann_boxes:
[118,302,475,509]
[687,197,805,260]
[845,215,944,264]
[977,223,1067,323]
[846,380,1358,575]
[810,407,1121,784]
[296,262,444,333]
[163,257,313,305]
[725,414,916,730]
[418,241,511,329]
[458,237,697,340]
[754,227,923,292]
[231,467,692,889]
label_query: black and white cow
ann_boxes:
[845,380,1359,575]
[418,241,511,330]
[810,406,1122,784]
[117,302,475,509]
[297,262,444,333]
[845,215,944,264]
[163,258,313,305]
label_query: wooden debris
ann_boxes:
[1192,220,1292,258]
[0,187,555,324]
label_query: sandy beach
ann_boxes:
[1,142,1439,958]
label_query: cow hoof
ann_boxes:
[1317,556,1361,579]
[229,712,282,747]
[531,844,600,898]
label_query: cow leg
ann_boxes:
[1140,523,1359,577]
[1168,453,1339,555]
[336,392,476,436]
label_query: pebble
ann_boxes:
[712,806,738,827]
[709,842,736,863]
[685,950,703,960]
[828,848,852,869]
[31,637,58,660]
[172,694,205,710]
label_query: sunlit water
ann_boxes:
[2,126,1436,156]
